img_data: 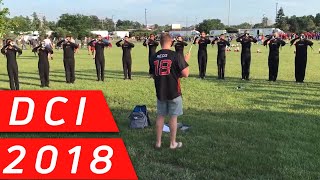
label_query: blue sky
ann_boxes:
[3,0,320,25]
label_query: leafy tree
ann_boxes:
[0,0,10,38]
[287,15,300,33]
[232,22,252,29]
[275,7,289,31]
[315,13,320,26]
[8,16,31,33]
[51,27,69,39]
[196,19,225,34]
[30,12,41,31]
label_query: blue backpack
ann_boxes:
[129,105,151,129]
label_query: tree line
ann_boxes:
[0,0,319,40]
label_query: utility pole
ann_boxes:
[195,17,198,30]
[145,8,148,30]
[276,2,278,21]
[101,19,104,30]
[112,15,117,31]
[228,0,231,27]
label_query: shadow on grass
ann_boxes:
[0,105,319,179]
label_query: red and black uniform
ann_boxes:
[172,40,188,56]
[194,37,211,79]
[143,39,159,74]
[1,45,22,90]
[150,49,189,101]
[236,35,257,80]
[94,40,110,81]
[263,38,286,81]
[32,45,54,87]
[291,38,313,83]
[57,40,78,83]
[116,40,135,79]
[212,39,230,79]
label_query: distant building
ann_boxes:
[169,30,200,37]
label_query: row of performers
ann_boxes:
[144,32,313,82]
[0,32,314,90]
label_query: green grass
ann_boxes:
[1,41,320,179]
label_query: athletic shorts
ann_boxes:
[157,96,183,116]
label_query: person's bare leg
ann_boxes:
[156,115,165,148]
[169,116,178,148]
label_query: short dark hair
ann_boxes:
[124,35,129,38]
[96,34,101,37]
[6,39,12,44]
[160,33,171,46]
[66,35,72,38]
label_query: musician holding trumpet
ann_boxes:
[1,39,22,90]
[32,41,54,88]
[116,36,135,80]
[236,31,257,81]
[212,34,230,80]
[263,32,286,82]
[144,34,159,74]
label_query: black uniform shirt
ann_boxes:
[1,45,22,64]
[37,47,53,61]
[216,40,230,56]
[267,38,286,56]
[236,36,257,53]
[57,41,78,59]
[143,39,159,57]
[116,40,134,58]
[295,39,313,57]
[174,41,188,54]
[196,38,211,51]
[150,49,189,101]
[95,41,109,59]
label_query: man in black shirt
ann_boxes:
[116,36,135,80]
[263,32,286,81]
[212,34,230,79]
[194,32,211,79]
[290,34,313,83]
[1,39,22,90]
[172,36,188,56]
[92,35,110,81]
[236,32,257,80]
[57,35,79,84]
[150,33,190,150]
[32,41,54,88]
[144,34,159,74]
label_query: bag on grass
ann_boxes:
[129,105,151,129]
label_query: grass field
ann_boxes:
[0,41,320,179]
